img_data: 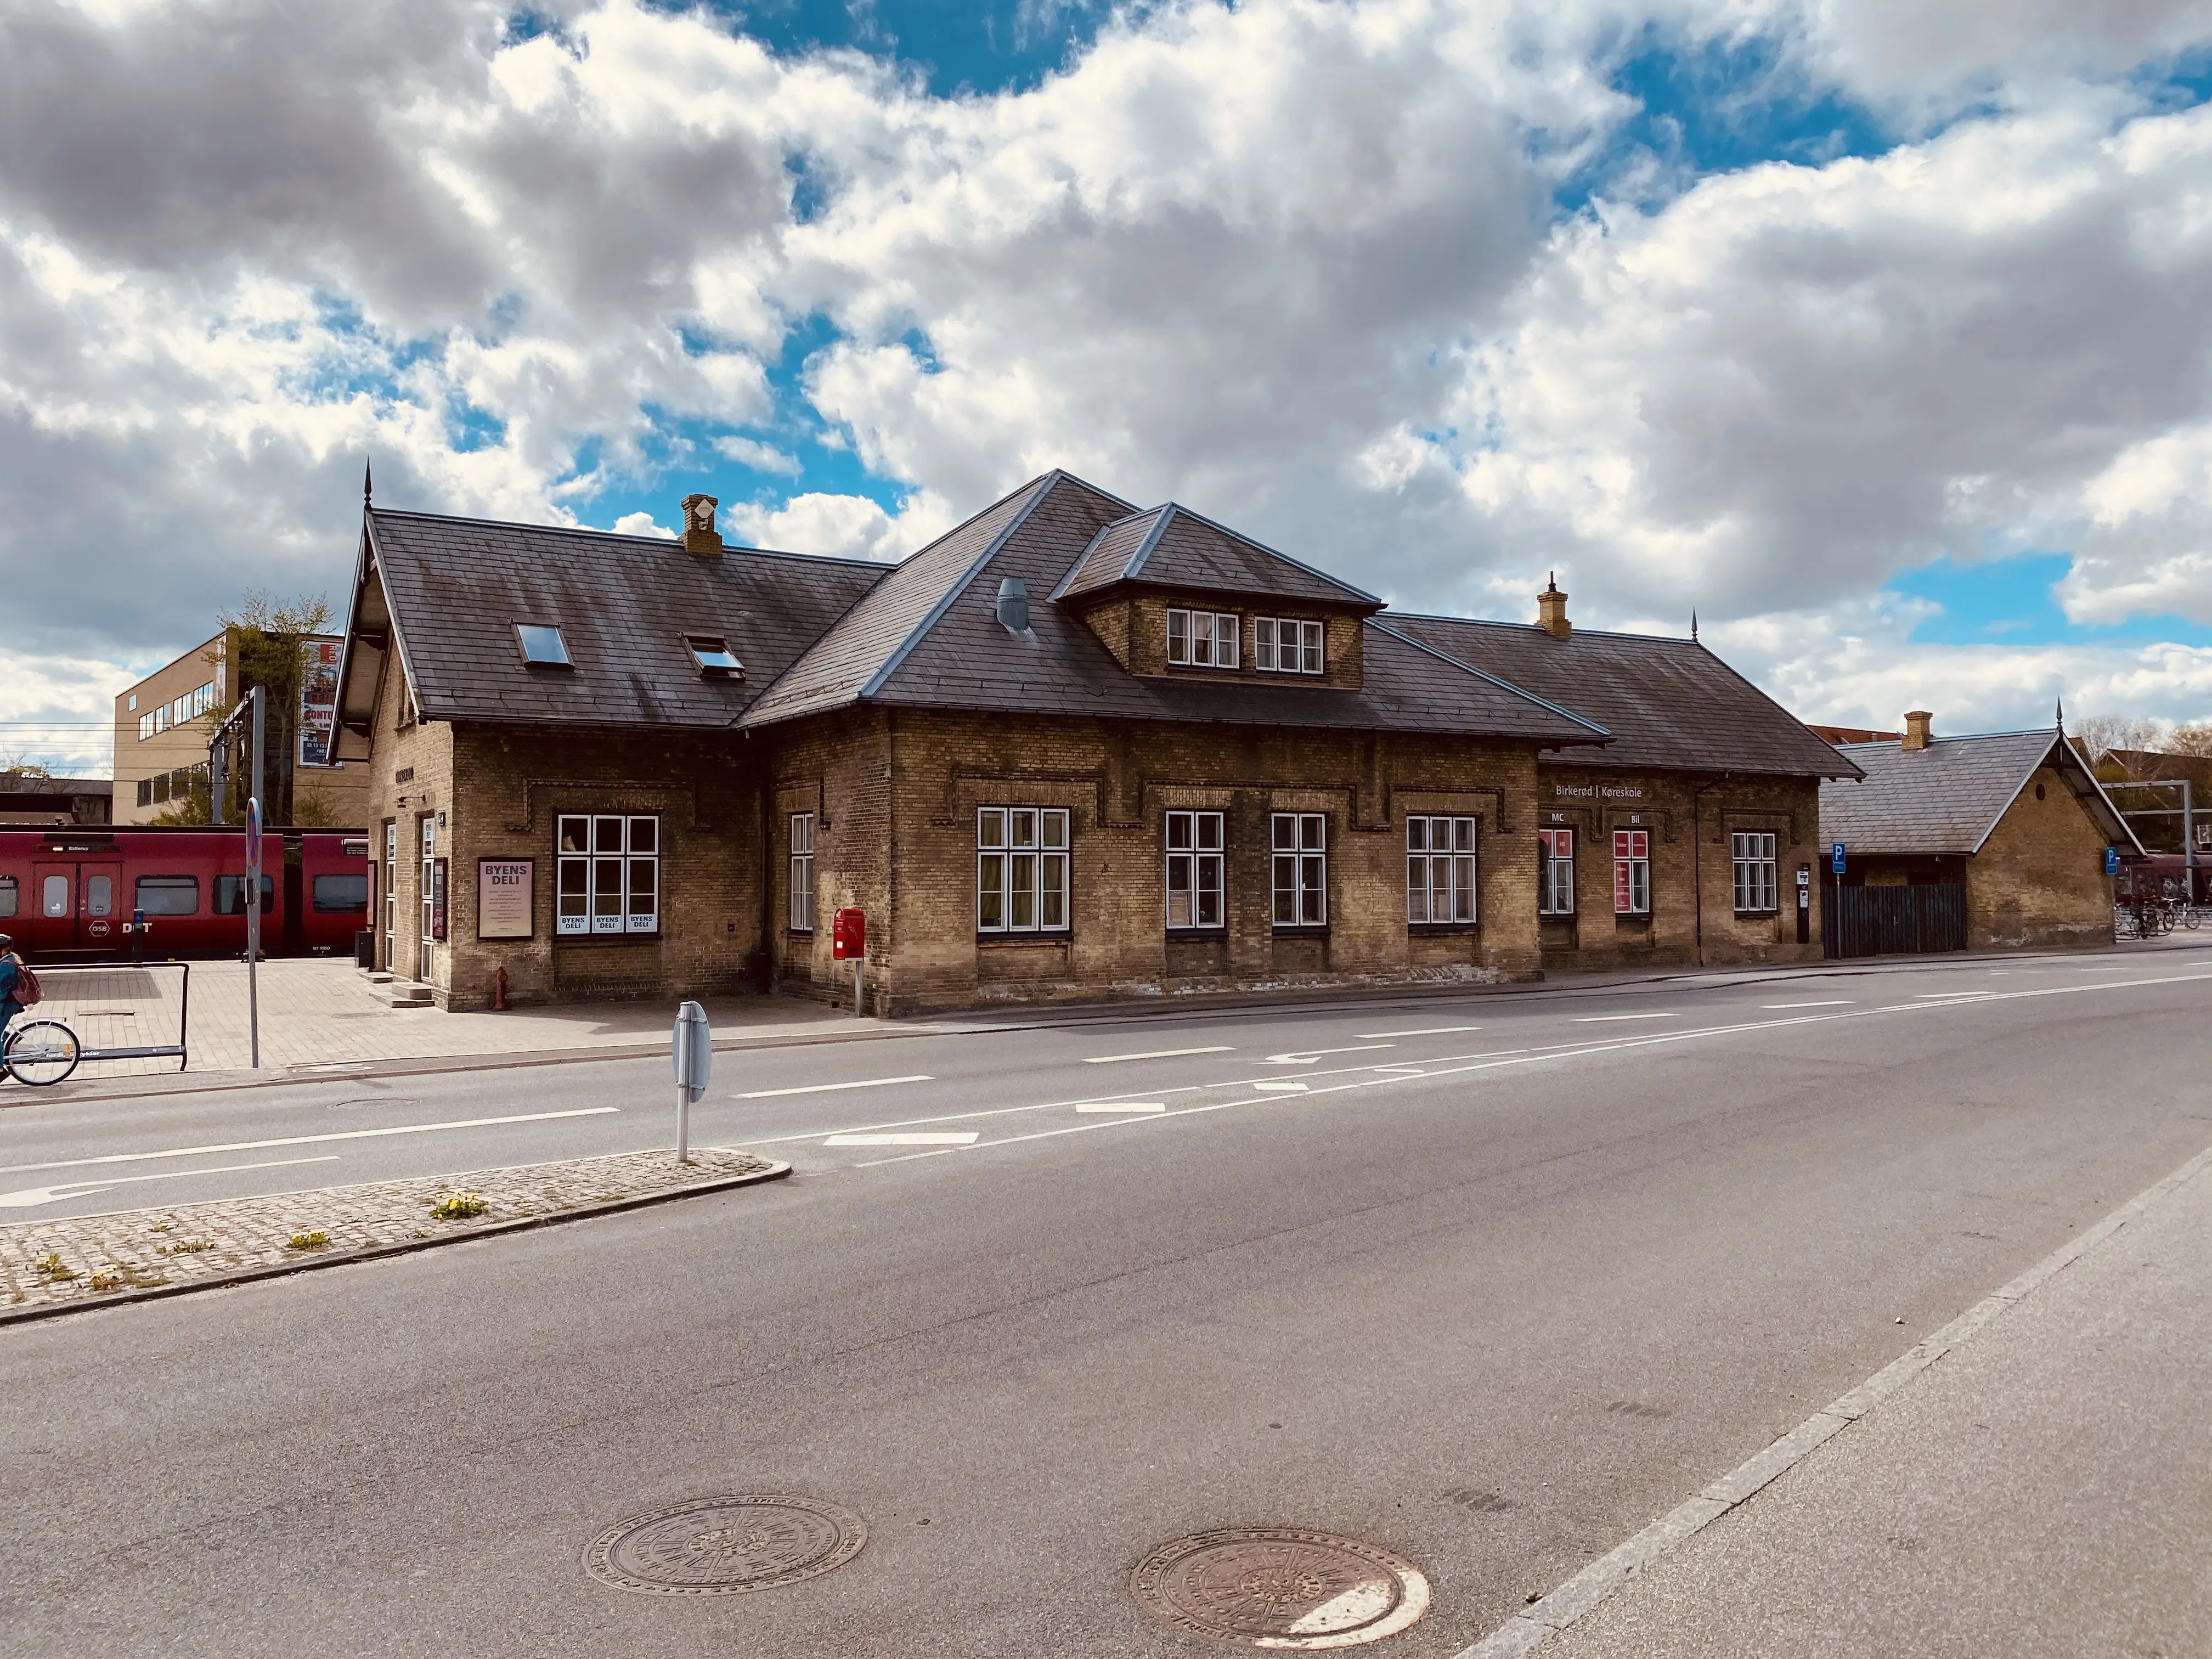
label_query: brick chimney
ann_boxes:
[1537,573,1570,640]
[680,493,725,555]
[1901,710,1933,751]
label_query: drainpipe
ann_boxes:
[1691,776,1725,968]
[752,730,774,996]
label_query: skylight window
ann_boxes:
[516,623,572,667]
[685,635,744,679]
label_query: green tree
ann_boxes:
[194,590,331,825]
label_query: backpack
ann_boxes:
[5,956,37,1008]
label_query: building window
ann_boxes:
[1538,828,1576,915]
[136,778,153,808]
[1272,812,1327,926]
[789,812,816,933]
[977,808,1070,934]
[134,875,200,916]
[1732,832,1779,914]
[687,636,744,679]
[1167,608,1239,668]
[1255,618,1324,674]
[516,623,573,667]
[127,693,137,712]
[556,814,659,935]
[1165,811,1225,930]
[1613,831,1651,916]
[1408,816,1477,924]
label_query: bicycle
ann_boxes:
[1,1017,82,1086]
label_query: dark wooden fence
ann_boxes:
[1824,883,1967,958]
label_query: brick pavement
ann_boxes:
[1,1146,778,1316]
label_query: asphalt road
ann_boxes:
[5,946,2211,1656]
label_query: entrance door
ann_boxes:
[31,862,71,953]
[81,862,122,952]
[418,816,437,981]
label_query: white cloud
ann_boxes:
[612,511,676,538]
[4,0,2212,764]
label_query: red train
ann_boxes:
[0,827,370,961]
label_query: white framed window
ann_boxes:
[556,814,659,935]
[1612,830,1651,915]
[1538,827,1576,915]
[1255,618,1325,674]
[1408,816,1477,924]
[1613,830,1651,915]
[1165,811,1225,930]
[1167,608,1239,668]
[789,812,816,933]
[1731,831,1779,914]
[978,808,1071,934]
[1271,812,1327,926]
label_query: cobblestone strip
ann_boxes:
[1,1147,782,1320]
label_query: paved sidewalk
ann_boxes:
[1502,1142,2212,1659]
[1,1146,781,1320]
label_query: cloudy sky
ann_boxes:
[7,0,2212,772]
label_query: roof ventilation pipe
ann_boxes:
[996,577,1030,634]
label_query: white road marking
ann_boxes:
[1574,1012,1680,1022]
[1763,1000,1853,1008]
[0,1156,342,1209]
[1081,1046,1234,1064]
[1915,991,1996,999]
[1254,1080,1310,1092]
[737,1075,933,1099]
[1265,1045,1395,1064]
[1073,1102,1167,1114]
[822,1131,979,1147]
[0,1108,622,1178]
[1357,1024,1482,1038]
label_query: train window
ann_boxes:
[214,876,276,915]
[86,875,114,917]
[43,875,69,917]
[0,876,15,917]
[136,876,200,915]
[313,873,370,913]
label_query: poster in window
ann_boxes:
[298,638,342,768]
[431,857,448,941]
[478,858,534,940]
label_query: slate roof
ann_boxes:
[1820,730,2143,855]
[741,473,1605,744]
[347,511,887,728]
[1385,616,1858,778]
[1051,501,1380,608]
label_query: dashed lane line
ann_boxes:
[736,1075,934,1099]
[822,1132,979,1147]
[1574,1012,1681,1023]
[0,1155,342,1210]
[1081,1046,1235,1064]
[1762,1001,1852,1008]
[1074,1103,1167,1114]
[1357,1025,1483,1039]
[0,1108,624,1178]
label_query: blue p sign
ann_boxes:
[1830,841,1846,874]
[2104,847,2119,876]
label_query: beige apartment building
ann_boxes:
[112,631,370,826]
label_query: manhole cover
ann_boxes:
[1131,1528,1431,1649]
[584,1494,867,1596]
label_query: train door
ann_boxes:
[29,859,122,951]
[31,861,72,951]
[80,862,122,951]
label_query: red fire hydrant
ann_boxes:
[493,965,509,1011]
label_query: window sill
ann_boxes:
[787,928,815,939]
[1538,911,1576,922]
[1733,911,1781,920]
[1165,927,1228,940]
[554,930,664,944]
[1271,924,1330,937]
[1613,912,1652,925]
[977,931,1073,945]
[1407,922,1481,935]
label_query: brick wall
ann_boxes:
[1968,765,2115,949]
[1532,769,1825,969]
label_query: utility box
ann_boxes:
[832,907,866,961]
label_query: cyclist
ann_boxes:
[0,934,21,1081]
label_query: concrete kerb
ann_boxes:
[1453,1135,2212,1658]
[12,936,2187,1109]
[0,1157,792,1330]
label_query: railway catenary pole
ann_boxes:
[247,686,264,1069]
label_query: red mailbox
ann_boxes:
[832,907,866,961]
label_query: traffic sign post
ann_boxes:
[246,793,262,1071]
[1830,841,1846,875]
[672,1000,712,1166]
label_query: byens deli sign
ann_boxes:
[1550,783,1648,800]
[478,858,534,940]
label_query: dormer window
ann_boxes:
[515,623,572,668]
[1255,618,1324,675]
[685,635,744,679]
[1169,608,1239,668]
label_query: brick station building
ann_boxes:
[329,471,1856,1012]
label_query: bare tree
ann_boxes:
[2069,712,2168,764]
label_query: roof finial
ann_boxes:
[2055,693,2065,731]
[1547,570,1558,592]
[1690,608,1699,642]
[363,456,373,509]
